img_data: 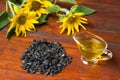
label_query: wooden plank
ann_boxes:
[0,0,120,80]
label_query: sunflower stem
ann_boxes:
[54,0,57,4]
[6,0,8,11]
[60,8,69,15]
[7,0,15,16]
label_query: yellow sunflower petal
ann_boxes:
[26,23,36,31]
[60,24,67,34]
[74,23,79,32]
[79,23,87,30]
[15,24,21,36]
[13,6,20,14]
[80,17,88,21]
[40,8,48,14]
[67,25,72,35]
[27,20,39,24]
[42,1,53,8]
[59,25,63,28]
[27,12,37,19]
[37,8,48,17]
[74,12,84,16]
[79,20,88,24]
[72,26,74,34]
[20,25,26,36]
[27,0,31,2]
[26,27,32,32]
[7,23,15,33]
[25,23,32,31]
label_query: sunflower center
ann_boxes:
[69,17,76,23]
[17,15,26,25]
[31,1,41,11]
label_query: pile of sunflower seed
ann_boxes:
[21,39,72,76]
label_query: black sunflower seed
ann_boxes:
[21,39,72,76]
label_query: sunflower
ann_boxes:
[59,12,88,35]
[7,6,39,37]
[23,0,53,17]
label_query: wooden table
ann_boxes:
[0,0,120,80]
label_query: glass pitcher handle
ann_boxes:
[100,49,113,60]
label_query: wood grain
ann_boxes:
[0,0,120,80]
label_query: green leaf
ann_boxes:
[70,5,78,12]
[70,5,96,16]
[0,11,10,30]
[9,0,25,6]
[59,0,76,4]
[6,27,15,39]
[46,5,61,13]
[50,0,54,3]
[38,14,47,24]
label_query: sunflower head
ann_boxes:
[22,0,53,17]
[59,12,88,35]
[69,16,76,23]
[31,1,41,11]
[17,15,26,25]
[7,6,39,37]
